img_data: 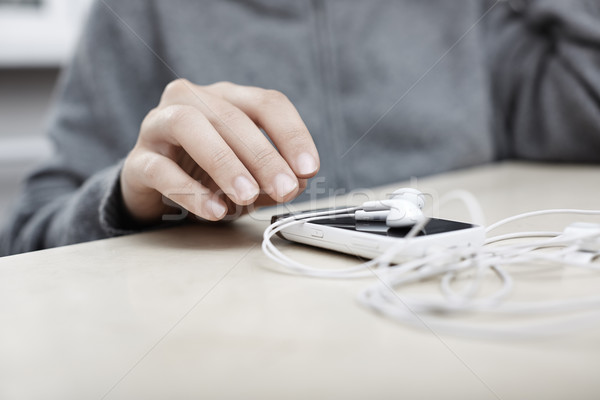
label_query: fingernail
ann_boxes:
[233,175,259,202]
[296,152,318,175]
[273,173,298,198]
[207,199,227,219]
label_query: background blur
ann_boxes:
[0,0,93,226]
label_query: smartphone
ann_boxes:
[272,209,485,263]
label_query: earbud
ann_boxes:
[355,188,426,228]
[390,188,425,209]
[385,199,425,227]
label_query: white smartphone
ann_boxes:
[272,209,485,263]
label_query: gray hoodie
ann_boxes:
[2,0,600,255]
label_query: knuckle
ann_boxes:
[210,80,235,91]
[208,147,236,171]
[214,107,244,126]
[161,105,196,130]
[176,179,197,196]
[140,107,161,131]
[140,105,206,147]
[280,127,308,143]
[251,146,280,170]
[257,89,288,106]
[138,153,162,184]
[163,78,190,98]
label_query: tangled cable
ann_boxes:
[262,193,600,339]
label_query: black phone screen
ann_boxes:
[273,210,476,238]
[312,215,475,238]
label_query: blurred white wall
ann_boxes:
[0,0,93,227]
[0,0,94,67]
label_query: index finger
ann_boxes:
[206,82,320,179]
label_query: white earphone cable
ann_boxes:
[262,191,600,339]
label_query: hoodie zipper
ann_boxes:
[310,0,347,190]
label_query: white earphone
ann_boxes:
[355,188,426,227]
[262,187,600,339]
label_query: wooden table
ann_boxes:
[2,162,600,399]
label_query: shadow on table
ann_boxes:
[128,219,263,251]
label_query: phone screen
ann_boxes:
[273,210,476,238]
[312,215,475,238]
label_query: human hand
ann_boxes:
[121,80,320,224]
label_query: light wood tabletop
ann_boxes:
[1,161,600,400]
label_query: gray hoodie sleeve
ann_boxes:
[487,0,600,160]
[0,0,172,256]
